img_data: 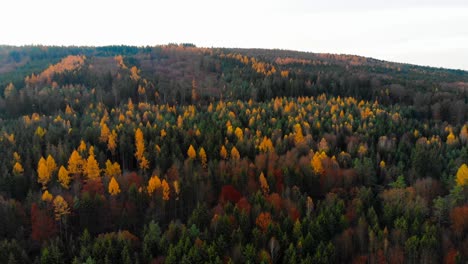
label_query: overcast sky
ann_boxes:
[1,0,467,70]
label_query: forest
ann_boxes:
[0,44,467,263]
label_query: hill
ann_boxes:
[0,44,467,263]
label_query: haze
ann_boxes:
[1,0,467,70]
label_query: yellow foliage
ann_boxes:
[231,146,240,160]
[13,162,24,175]
[318,138,329,153]
[173,181,180,200]
[220,145,228,160]
[85,152,100,180]
[78,140,87,153]
[293,124,304,145]
[108,177,121,196]
[235,127,244,141]
[162,179,170,201]
[42,190,53,202]
[46,155,57,174]
[35,126,46,138]
[58,166,71,189]
[147,175,161,195]
[447,131,457,145]
[100,123,111,143]
[187,145,197,160]
[37,157,50,189]
[311,152,324,175]
[13,152,21,162]
[259,172,269,195]
[108,130,117,154]
[105,160,121,177]
[259,136,275,153]
[199,147,207,168]
[456,163,468,186]
[53,195,70,221]
[68,150,83,175]
[380,160,386,168]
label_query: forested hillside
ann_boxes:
[0,44,467,263]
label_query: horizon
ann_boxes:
[1,0,467,70]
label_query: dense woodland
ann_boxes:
[0,44,467,263]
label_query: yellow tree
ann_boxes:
[294,124,304,145]
[259,136,274,153]
[311,152,324,175]
[105,160,121,177]
[46,155,57,174]
[42,190,53,202]
[235,127,244,141]
[162,179,170,201]
[199,147,207,168]
[107,130,117,155]
[68,150,83,175]
[456,163,468,186]
[108,177,121,196]
[78,140,87,153]
[259,172,269,195]
[58,166,71,189]
[53,195,70,221]
[85,147,100,180]
[147,175,161,195]
[220,145,228,160]
[231,146,240,160]
[187,145,197,160]
[100,123,111,143]
[135,128,149,170]
[37,157,50,189]
[13,162,24,175]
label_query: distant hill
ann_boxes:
[0,44,467,123]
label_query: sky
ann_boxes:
[1,0,467,70]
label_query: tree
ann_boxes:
[187,145,197,160]
[199,147,207,168]
[68,150,83,175]
[42,190,53,202]
[147,175,161,196]
[259,172,269,195]
[220,145,228,160]
[256,212,272,232]
[105,160,121,177]
[12,162,24,175]
[135,128,149,170]
[311,152,324,175]
[37,157,51,189]
[231,146,240,160]
[108,177,121,196]
[100,123,110,143]
[46,155,57,174]
[455,163,468,186]
[58,166,71,189]
[107,130,117,155]
[85,147,100,180]
[294,124,304,145]
[235,127,244,141]
[162,180,170,201]
[53,195,70,221]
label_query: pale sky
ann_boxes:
[1,0,467,70]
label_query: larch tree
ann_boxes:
[107,130,117,155]
[68,150,83,175]
[456,163,468,186]
[135,128,149,170]
[311,152,324,175]
[58,166,71,189]
[259,172,269,195]
[220,145,228,160]
[41,190,53,202]
[199,147,207,168]
[108,177,121,196]
[100,123,111,143]
[53,195,70,221]
[13,162,24,175]
[161,179,170,201]
[46,155,57,174]
[187,145,197,160]
[37,157,51,189]
[231,146,240,160]
[147,175,161,196]
[85,147,100,180]
[293,124,304,146]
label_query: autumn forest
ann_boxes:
[0,44,468,263]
